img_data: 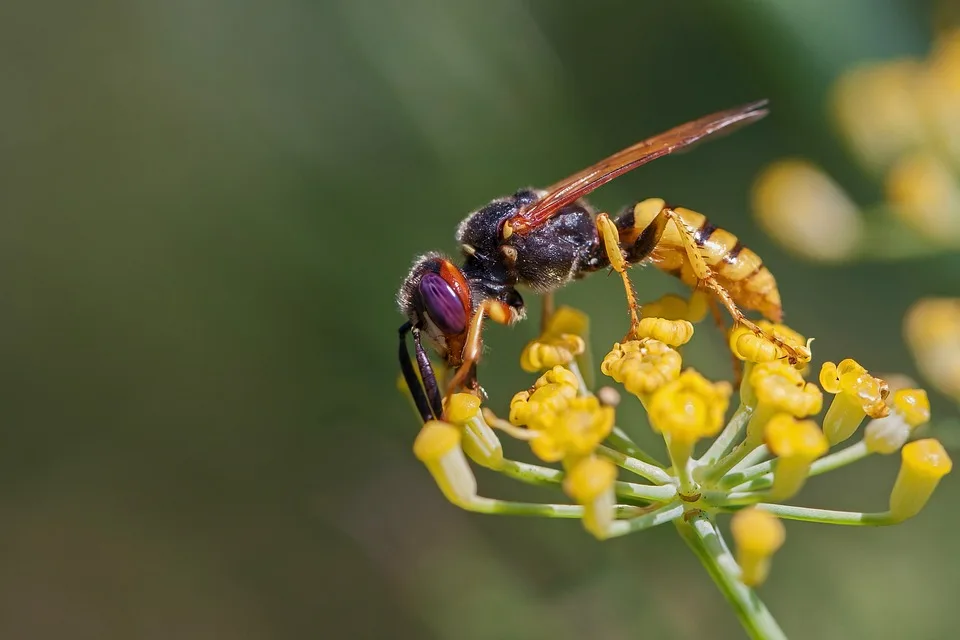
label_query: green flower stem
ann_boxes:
[618,482,678,502]
[598,445,674,485]
[720,459,775,489]
[675,511,787,640]
[665,437,699,497]
[603,502,684,538]
[569,361,591,397]
[467,497,585,517]
[698,437,758,484]
[606,426,666,467]
[497,458,676,502]
[498,459,564,487]
[698,403,753,465]
[754,503,894,526]
[726,440,872,493]
[463,497,653,519]
[733,445,770,472]
[702,490,769,507]
[809,441,871,476]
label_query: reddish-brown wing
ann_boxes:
[508,101,769,235]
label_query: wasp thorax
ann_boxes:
[456,189,603,295]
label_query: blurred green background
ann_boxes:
[3,0,959,638]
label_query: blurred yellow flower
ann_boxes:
[520,306,589,372]
[904,298,960,401]
[752,159,863,261]
[730,508,786,587]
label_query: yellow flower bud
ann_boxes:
[601,339,682,397]
[520,306,590,371]
[729,321,811,366]
[509,366,579,427]
[413,421,477,504]
[640,291,709,323]
[748,362,822,440]
[752,159,863,262]
[889,439,953,521]
[445,393,481,425]
[520,336,585,372]
[635,317,694,347]
[864,389,931,455]
[904,298,960,401]
[831,60,928,171]
[528,396,615,463]
[648,369,732,463]
[886,151,960,246]
[820,359,889,445]
[890,388,930,427]
[564,456,617,539]
[730,508,786,587]
[765,415,829,500]
[922,30,960,165]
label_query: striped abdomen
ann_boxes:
[623,199,783,322]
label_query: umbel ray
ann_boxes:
[398,100,802,423]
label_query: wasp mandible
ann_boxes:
[398,101,800,423]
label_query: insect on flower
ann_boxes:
[398,101,805,423]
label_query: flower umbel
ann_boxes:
[405,305,951,639]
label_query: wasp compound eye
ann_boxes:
[419,272,468,335]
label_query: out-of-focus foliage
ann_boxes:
[3,1,960,639]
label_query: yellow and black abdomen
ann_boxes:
[621,199,783,322]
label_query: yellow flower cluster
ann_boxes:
[509,366,614,463]
[519,306,589,372]
[406,302,951,600]
[600,339,682,397]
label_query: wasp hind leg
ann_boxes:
[614,202,804,365]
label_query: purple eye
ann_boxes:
[419,272,467,335]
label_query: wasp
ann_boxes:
[398,101,800,423]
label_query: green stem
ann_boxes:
[699,403,753,465]
[754,503,894,526]
[497,458,676,502]
[598,445,674,485]
[498,459,564,487]
[733,445,770,472]
[604,502,683,538]
[809,441,871,476]
[699,437,759,485]
[468,497,647,519]
[606,426,666,467]
[727,440,872,493]
[675,512,787,640]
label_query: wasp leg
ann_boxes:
[444,299,516,416]
[596,213,643,337]
[399,322,440,422]
[413,327,445,417]
[699,275,803,365]
[706,295,745,385]
[540,291,555,333]
[629,203,803,365]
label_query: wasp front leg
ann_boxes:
[444,298,521,417]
